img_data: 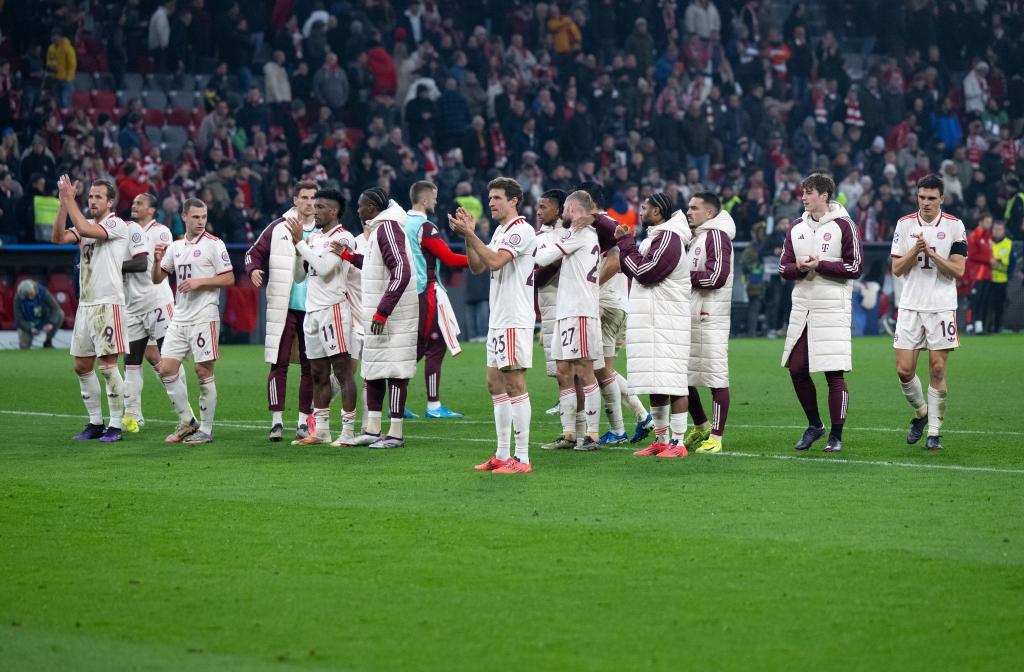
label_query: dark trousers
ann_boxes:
[417,288,447,402]
[989,282,1008,333]
[267,309,313,414]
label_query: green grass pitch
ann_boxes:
[1,335,1022,671]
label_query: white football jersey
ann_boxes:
[160,232,233,323]
[536,225,600,319]
[123,220,175,315]
[598,256,628,310]
[487,216,537,329]
[890,211,967,312]
[74,214,129,307]
[296,224,356,311]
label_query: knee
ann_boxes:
[896,366,915,382]
[72,360,93,376]
[929,364,945,384]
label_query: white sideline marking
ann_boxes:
[2,409,1022,476]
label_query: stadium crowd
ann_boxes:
[0,0,1022,336]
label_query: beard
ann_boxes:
[561,216,572,228]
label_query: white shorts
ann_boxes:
[551,316,602,362]
[70,303,128,357]
[125,302,174,343]
[894,309,960,351]
[161,319,221,363]
[600,307,627,358]
[486,327,533,370]
[304,303,353,359]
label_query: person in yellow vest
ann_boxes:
[989,220,1016,334]
[46,29,77,109]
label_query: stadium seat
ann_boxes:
[148,73,173,93]
[170,90,196,109]
[0,283,13,330]
[165,108,192,127]
[143,108,165,127]
[191,108,206,127]
[72,90,93,111]
[143,89,168,110]
[122,73,145,94]
[145,126,163,145]
[47,274,78,327]
[74,73,94,91]
[92,91,117,114]
[162,125,188,146]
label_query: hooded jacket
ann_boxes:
[687,209,736,388]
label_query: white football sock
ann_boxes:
[652,404,670,443]
[161,372,193,423]
[98,365,125,429]
[618,375,647,419]
[492,394,511,460]
[927,387,946,436]
[124,364,143,419]
[361,381,368,432]
[670,412,688,442]
[575,411,586,443]
[78,371,103,425]
[198,376,217,435]
[558,387,576,436]
[297,411,308,428]
[341,410,356,437]
[583,383,601,436]
[271,410,283,426]
[510,393,531,463]
[365,410,382,435]
[600,374,625,434]
[312,407,331,440]
[388,417,403,439]
[427,400,441,411]
[900,376,927,416]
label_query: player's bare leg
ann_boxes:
[156,356,198,443]
[896,347,929,445]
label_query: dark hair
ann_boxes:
[647,193,673,221]
[410,180,437,204]
[487,177,523,208]
[574,181,606,210]
[294,179,319,195]
[315,189,346,211]
[541,189,566,213]
[800,173,836,201]
[360,187,389,210]
[182,197,207,213]
[139,192,159,209]
[693,190,721,214]
[917,174,945,195]
[92,179,118,202]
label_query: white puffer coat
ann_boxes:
[361,201,419,380]
[687,210,736,388]
[623,212,693,396]
[780,203,860,372]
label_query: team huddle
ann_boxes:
[52,169,967,467]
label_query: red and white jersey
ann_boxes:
[347,231,371,335]
[487,216,537,329]
[124,220,175,315]
[160,232,233,323]
[296,224,356,311]
[891,211,967,312]
[535,225,600,319]
[73,213,130,307]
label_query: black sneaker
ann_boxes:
[926,435,943,451]
[268,423,284,442]
[794,425,826,451]
[907,414,928,444]
[574,436,601,452]
[824,437,842,453]
[72,423,106,440]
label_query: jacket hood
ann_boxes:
[281,206,316,230]
[802,202,851,227]
[652,209,693,247]
[694,209,736,240]
[367,200,407,231]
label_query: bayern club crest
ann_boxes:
[937,231,946,240]
[823,233,832,241]
[694,246,702,256]
[193,248,202,257]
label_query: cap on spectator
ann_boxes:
[871,136,885,151]
[883,163,897,176]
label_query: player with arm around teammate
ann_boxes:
[890,174,967,451]
[152,198,235,445]
[52,175,131,442]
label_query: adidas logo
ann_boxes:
[798,234,805,239]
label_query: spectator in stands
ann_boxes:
[264,50,292,122]
[963,61,991,116]
[45,29,76,109]
[148,1,175,72]
[313,52,349,114]
[0,168,21,245]
[15,279,63,349]
[685,0,722,40]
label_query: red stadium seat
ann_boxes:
[165,108,192,127]
[92,91,117,114]
[47,273,75,296]
[191,108,206,127]
[47,274,78,328]
[0,283,14,330]
[143,108,165,127]
[72,90,93,111]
